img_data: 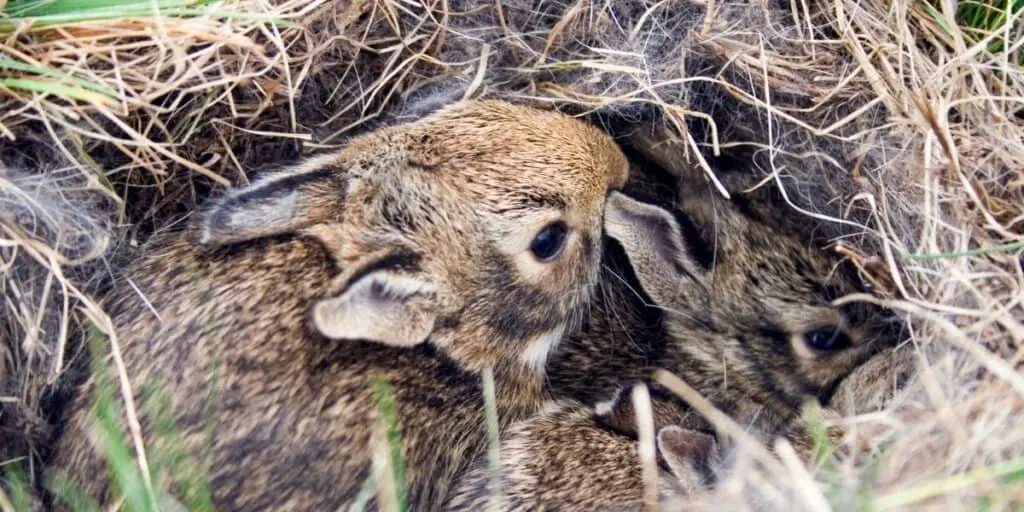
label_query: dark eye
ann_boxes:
[529,221,569,262]
[805,326,852,352]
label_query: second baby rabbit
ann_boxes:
[444,137,906,511]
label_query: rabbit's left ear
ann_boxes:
[313,251,440,348]
[656,426,718,492]
[657,427,716,471]
[195,161,347,247]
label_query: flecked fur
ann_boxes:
[46,99,629,510]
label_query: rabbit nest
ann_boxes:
[1,0,1022,509]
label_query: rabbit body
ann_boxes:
[47,100,630,511]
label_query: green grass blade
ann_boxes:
[370,377,408,512]
[901,240,1023,261]
[45,470,103,512]
[922,2,958,36]
[86,326,155,512]
[802,402,836,468]
[800,402,848,509]
[4,0,198,17]
[1,464,31,512]
[0,58,118,96]
[0,78,114,104]
[482,367,503,512]
[0,1,294,31]
[140,378,214,512]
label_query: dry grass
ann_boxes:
[1,0,1022,509]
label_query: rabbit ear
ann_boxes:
[657,426,717,491]
[195,160,346,247]
[603,192,709,306]
[313,251,439,347]
[657,426,716,468]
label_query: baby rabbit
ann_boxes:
[444,389,723,512]
[444,138,906,510]
[549,139,902,440]
[46,99,629,510]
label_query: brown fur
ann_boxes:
[550,133,906,433]
[444,136,909,510]
[444,388,725,512]
[45,100,629,510]
[442,396,722,512]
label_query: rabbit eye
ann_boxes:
[530,221,569,262]
[805,326,852,352]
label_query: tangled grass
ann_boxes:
[1,0,1022,509]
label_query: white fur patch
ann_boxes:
[290,151,348,176]
[519,324,566,375]
[538,399,567,417]
[234,190,297,227]
[593,387,624,417]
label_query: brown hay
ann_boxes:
[1,0,1022,508]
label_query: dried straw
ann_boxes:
[1,0,1021,508]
